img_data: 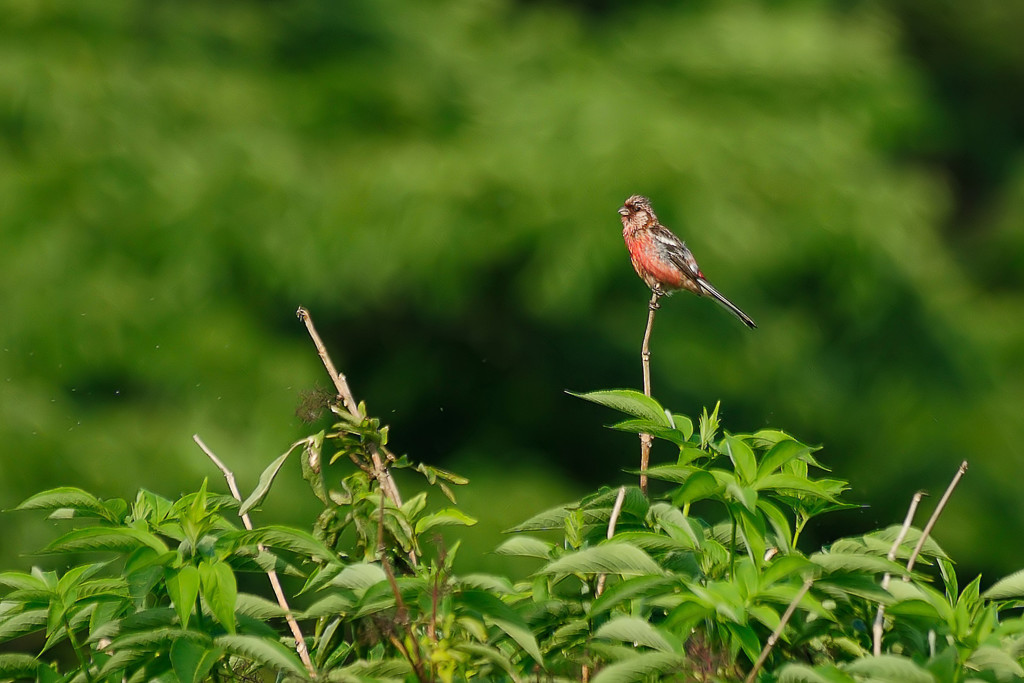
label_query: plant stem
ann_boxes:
[745,576,813,683]
[194,434,318,679]
[639,292,660,495]
[873,491,923,655]
[905,461,968,576]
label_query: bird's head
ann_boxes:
[618,194,657,229]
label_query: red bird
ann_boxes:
[620,195,756,328]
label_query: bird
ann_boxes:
[619,194,756,328]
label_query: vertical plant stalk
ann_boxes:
[595,486,628,598]
[639,292,661,495]
[873,491,924,656]
[296,306,404,508]
[905,460,968,576]
[744,576,814,683]
[583,487,628,683]
[193,435,318,679]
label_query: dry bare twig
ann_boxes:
[873,491,924,655]
[905,460,968,577]
[639,292,661,495]
[193,434,317,679]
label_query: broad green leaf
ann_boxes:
[216,634,307,677]
[505,504,568,532]
[494,536,554,559]
[983,567,1024,600]
[235,592,286,620]
[670,470,720,505]
[966,645,1024,679]
[451,642,519,681]
[332,563,387,593]
[539,542,664,577]
[723,435,756,484]
[569,389,671,427]
[42,527,168,555]
[590,575,680,617]
[0,572,49,592]
[301,593,355,619]
[414,507,477,534]
[330,657,412,679]
[778,663,857,682]
[757,439,814,478]
[171,637,223,683]
[595,616,681,653]
[843,654,933,683]
[199,560,237,634]
[590,651,688,683]
[227,526,337,562]
[457,590,543,665]
[0,608,48,643]
[810,552,907,576]
[165,565,200,630]
[609,420,688,446]
[754,474,838,501]
[459,574,517,594]
[239,449,294,516]
[15,487,114,520]
[641,464,701,485]
[0,653,39,679]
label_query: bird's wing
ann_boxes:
[649,226,702,280]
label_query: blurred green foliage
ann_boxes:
[1,0,1022,577]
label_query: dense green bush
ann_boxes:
[3,378,1022,681]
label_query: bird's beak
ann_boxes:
[618,206,630,217]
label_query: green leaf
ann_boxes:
[810,552,907,576]
[15,487,116,521]
[199,560,237,634]
[227,526,337,562]
[539,542,664,577]
[671,470,720,506]
[589,575,680,617]
[595,616,681,653]
[165,565,200,630]
[414,507,477,534]
[457,590,544,665]
[569,389,671,427]
[493,536,554,559]
[983,567,1024,600]
[0,653,40,679]
[240,449,294,516]
[0,608,48,643]
[590,651,688,683]
[216,634,307,677]
[505,504,568,532]
[171,637,224,683]
[609,419,689,446]
[757,439,815,478]
[42,527,168,555]
[723,435,756,484]
[332,563,387,593]
[754,474,838,501]
[966,644,1024,679]
[843,654,933,683]
[778,663,857,682]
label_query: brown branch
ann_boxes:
[296,307,405,511]
[873,491,924,655]
[639,292,660,495]
[194,434,317,679]
[905,460,968,577]
[745,576,813,683]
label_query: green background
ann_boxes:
[2,0,1023,579]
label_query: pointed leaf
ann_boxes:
[539,542,664,577]
[595,616,681,653]
[216,634,306,677]
[165,565,200,630]
[171,637,223,683]
[570,390,671,427]
[983,568,1024,600]
[199,560,237,634]
[591,652,688,683]
[240,450,294,516]
[723,435,756,484]
[494,536,554,560]
[414,508,477,534]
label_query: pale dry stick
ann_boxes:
[873,491,924,656]
[582,487,629,683]
[905,460,968,577]
[744,575,814,683]
[595,486,628,598]
[639,292,661,496]
[193,434,317,679]
[296,306,403,508]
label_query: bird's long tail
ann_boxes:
[698,279,757,329]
